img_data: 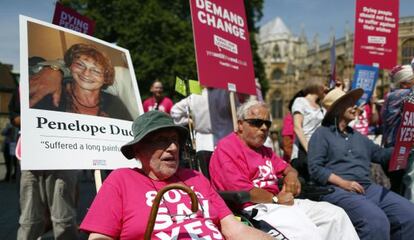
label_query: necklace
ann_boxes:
[71,86,100,108]
[149,177,180,222]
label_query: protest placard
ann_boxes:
[189,0,256,95]
[354,0,399,69]
[19,16,142,170]
[52,2,95,36]
[189,80,202,95]
[351,64,379,106]
[389,101,414,171]
[175,76,187,96]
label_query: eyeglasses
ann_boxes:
[243,118,272,128]
[72,60,104,78]
[145,137,180,149]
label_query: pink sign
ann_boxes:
[189,0,256,95]
[389,102,414,171]
[354,0,399,70]
[52,2,95,36]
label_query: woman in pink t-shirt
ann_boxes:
[281,113,294,162]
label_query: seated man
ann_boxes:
[209,100,358,240]
[80,111,273,240]
[308,88,414,240]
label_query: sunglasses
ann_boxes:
[243,118,272,128]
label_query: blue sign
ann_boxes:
[352,64,379,106]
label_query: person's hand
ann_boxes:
[283,171,301,196]
[339,180,365,194]
[276,185,295,206]
[29,67,63,107]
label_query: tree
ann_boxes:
[61,0,266,101]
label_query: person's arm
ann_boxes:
[369,95,379,125]
[293,112,308,152]
[220,215,273,240]
[307,129,334,185]
[370,105,379,125]
[369,138,394,167]
[327,173,365,194]
[80,174,122,239]
[170,97,191,126]
[211,141,294,205]
[249,154,298,204]
[249,186,294,206]
[29,66,64,107]
[282,165,301,196]
[282,135,293,154]
[88,233,114,240]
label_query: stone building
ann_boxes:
[258,16,414,126]
[0,63,17,118]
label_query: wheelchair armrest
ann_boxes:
[219,191,251,211]
[297,185,335,201]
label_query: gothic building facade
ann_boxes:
[258,16,414,126]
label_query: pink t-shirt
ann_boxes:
[209,133,289,208]
[143,96,173,114]
[80,168,231,239]
[352,105,372,136]
[281,113,294,137]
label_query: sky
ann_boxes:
[258,0,414,44]
[0,0,55,72]
[1,0,413,73]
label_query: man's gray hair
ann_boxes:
[236,100,269,120]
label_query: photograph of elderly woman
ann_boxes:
[27,21,136,121]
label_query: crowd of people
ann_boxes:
[2,56,414,239]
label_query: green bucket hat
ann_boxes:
[121,111,189,159]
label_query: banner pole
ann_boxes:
[186,102,196,151]
[186,105,196,170]
[94,170,102,192]
[229,91,238,131]
[184,79,196,170]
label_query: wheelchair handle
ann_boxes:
[144,183,199,240]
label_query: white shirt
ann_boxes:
[291,97,325,159]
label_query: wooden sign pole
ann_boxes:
[94,170,102,192]
[229,91,238,131]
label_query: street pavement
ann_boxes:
[0,157,97,239]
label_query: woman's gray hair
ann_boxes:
[236,100,269,120]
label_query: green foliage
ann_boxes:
[61,0,265,101]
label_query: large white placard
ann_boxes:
[19,16,142,170]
